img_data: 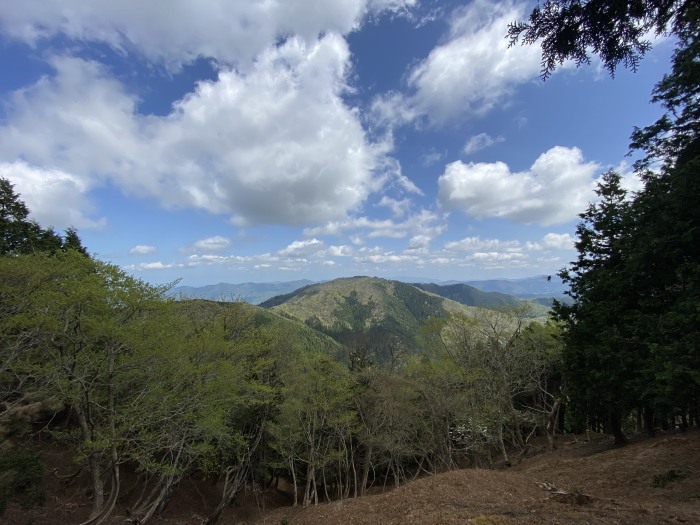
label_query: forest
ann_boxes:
[0,188,564,523]
[2,1,699,524]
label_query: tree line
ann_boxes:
[0,178,563,523]
[510,0,700,442]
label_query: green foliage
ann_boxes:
[522,2,700,438]
[0,177,88,256]
[0,449,44,515]
[508,0,689,78]
[553,172,637,440]
[652,469,691,488]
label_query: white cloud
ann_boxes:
[371,0,543,127]
[0,161,105,230]
[305,209,445,241]
[463,133,505,155]
[438,146,599,225]
[0,34,404,228]
[420,149,445,166]
[129,245,157,255]
[355,252,420,264]
[444,236,521,253]
[408,0,542,123]
[193,236,231,252]
[129,261,183,271]
[279,238,324,257]
[328,245,353,257]
[377,196,411,217]
[529,233,576,251]
[0,1,415,71]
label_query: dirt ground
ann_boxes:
[4,430,699,525]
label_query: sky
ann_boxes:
[0,0,675,286]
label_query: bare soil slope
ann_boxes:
[5,431,699,525]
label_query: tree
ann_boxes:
[0,177,88,255]
[0,178,43,254]
[507,0,691,78]
[0,252,171,523]
[512,0,700,437]
[431,306,562,461]
[626,7,700,429]
[269,352,355,507]
[553,172,637,444]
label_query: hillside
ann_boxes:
[257,431,700,525]
[7,431,698,524]
[170,298,343,358]
[261,276,484,321]
[411,282,551,317]
[259,276,485,354]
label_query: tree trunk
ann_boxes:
[546,399,561,451]
[609,409,627,446]
[289,459,298,507]
[204,465,247,525]
[359,443,373,496]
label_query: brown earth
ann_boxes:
[5,430,700,525]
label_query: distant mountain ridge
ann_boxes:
[169,275,569,306]
[463,275,568,298]
[169,279,315,304]
[411,282,523,309]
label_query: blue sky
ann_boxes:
[0,1,674,286]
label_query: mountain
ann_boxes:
[259,276,474,326]
[411,282,552,317]
[259,276,487,363]
[174,298,343,358]
[169,279,315,304]
[412,282,524,308]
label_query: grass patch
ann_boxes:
[652,469,691,488]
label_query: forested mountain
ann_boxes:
[170,279,315,304]
[411,282,552,315]
[261,277,466,360]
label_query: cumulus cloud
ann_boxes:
[128,261,183,271]
[438,146,599,225]
[463,133,505,155]
[0,161,105,230]
[129,245,157,255]
[278,238,324,257]
[371,0,543,127]
[328,245,353,257]
[0,33,404,228]
[529,233,576,251]
[305,209,446,242]
[0,0,415,70]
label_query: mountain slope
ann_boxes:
[173,298,342,357]
[412,282,524,308]
[259,277,484,359]
[412,282,551,317]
